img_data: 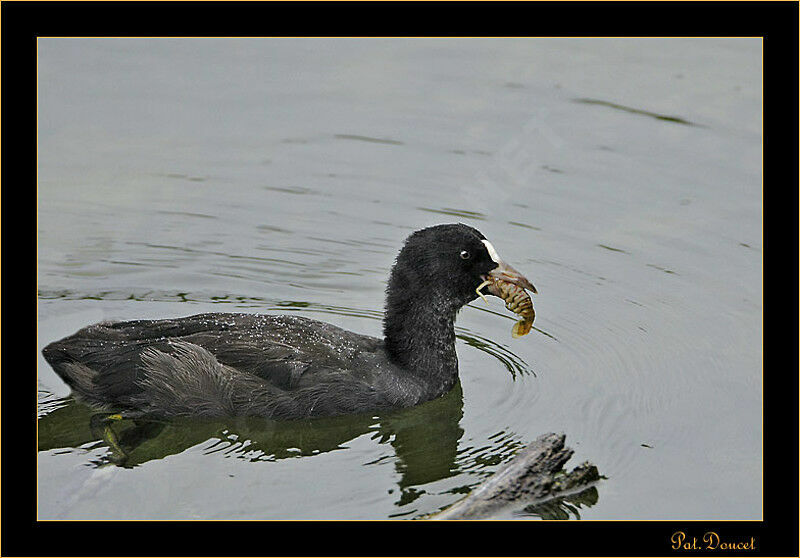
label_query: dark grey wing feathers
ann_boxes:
[42,313,393,418]
[133,341,392,419]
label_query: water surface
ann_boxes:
[37,38,762,520]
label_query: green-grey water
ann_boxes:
[37,38,762,520]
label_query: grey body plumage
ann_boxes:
[42,224,535,420]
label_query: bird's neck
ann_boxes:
[383,287,460,396]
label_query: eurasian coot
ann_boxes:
[42,224,536,420]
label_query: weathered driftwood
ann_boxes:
[431,432,600,520]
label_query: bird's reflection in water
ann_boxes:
[38,381,599,518]
[38,381,467,509]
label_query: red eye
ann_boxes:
[460,250,470,260]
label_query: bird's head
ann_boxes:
[388,223,536,310]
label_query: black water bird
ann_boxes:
[42,224,535,420]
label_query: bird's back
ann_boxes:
[42,313,416,419]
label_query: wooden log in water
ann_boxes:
[432,432,600,520]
